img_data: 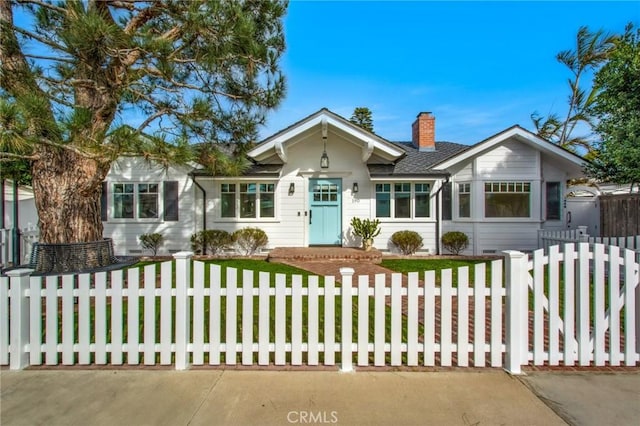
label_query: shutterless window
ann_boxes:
[485,182,531,218]
[375,184,391,218]
[221,184,236,218]
[240,183,257,218]
[546,182,561,220]
[113,183,134,219]
[414,183,430,217]
[458,183,471,218]
[259,183,275,218]
[394,183,411,218]
[442,182,452,220]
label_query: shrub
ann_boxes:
[350,217,382,251]
[350,217,381,240]
[232,227,268,255]
[441,231,469,255]
[391,230,423,255]
[190,229,233,255]
[139,233,164,256]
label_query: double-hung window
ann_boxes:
[458,183,471,218]
[113,183,159,219]
[105,181,177,221]
[375,183,431,219]
[484,182,531,218]
[221,182,275,219]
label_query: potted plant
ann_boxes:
[350,217,381,251]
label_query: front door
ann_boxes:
[309,179,342,245]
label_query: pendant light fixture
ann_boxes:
[320,116,329,169]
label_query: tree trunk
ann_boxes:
[32,146,110,244]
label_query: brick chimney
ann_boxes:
[411,112,435,152]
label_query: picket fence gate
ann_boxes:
[1,244,639,374]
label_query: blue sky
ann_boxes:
[260,1,639,145]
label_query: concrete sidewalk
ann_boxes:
[519,371,640,426]
[1,369,564,426]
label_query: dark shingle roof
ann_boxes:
[368,141,470,176]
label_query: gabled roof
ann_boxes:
[432,125,587,171]
[247,108,405,162]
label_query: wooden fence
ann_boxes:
[1,244,639,374]
[600,194,640,237]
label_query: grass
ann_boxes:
[381,258,495,286]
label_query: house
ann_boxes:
[101,108,588,256]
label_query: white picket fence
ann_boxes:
[539,226,640,253]
[1,244,639,373]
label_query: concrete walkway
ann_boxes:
[519,371,640,426]
[1,369,565,426]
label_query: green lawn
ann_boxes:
[381,258,495,286]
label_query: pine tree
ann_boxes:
[0,1,287,244]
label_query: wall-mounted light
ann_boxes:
[320,136,329,169]
[288,182,295,195]
[352,182,359,193]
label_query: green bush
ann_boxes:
[441,231,469,255]
[350,217,381,240]
[391,230,424,255]
[190,229,233,255]
[139,233,164,256]
[232,227,268,255]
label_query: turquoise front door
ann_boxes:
[309,179,342,245]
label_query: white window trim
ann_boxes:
[217,181,279,221]
[110,182,162,223]
[374,182,433,221]
[455,181,472,221]
[482,180,533,220]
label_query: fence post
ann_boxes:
[6,269,33,370]
[174,251,193,371]
[636,250,640,357]
[340,267,354,373]
[503,250,528,375]
[577,225,589,243]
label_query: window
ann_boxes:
[484,182,531,218]
[394,183,411,218]
[260,183,275,218]
[138,183,159,219]
[111,182,173,220]
[414,183,430,217]
[375,184,391,218]
[221,182,275,219]
[458,183,471,218]
[546,182,561,220]
[442,182,452,220]
[113,183,134,219]
[221,184,236,218]
[375,182,431,219]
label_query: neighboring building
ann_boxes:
[101,108,588,255]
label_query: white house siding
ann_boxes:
[199,130,370,249]
[103,158,196,255]
[197,130,438,251]
[445,138,551,255]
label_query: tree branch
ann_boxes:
[11,25,69,54]
[37,137,105,161]
[17,0,66,15]
[0,151,40,161]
